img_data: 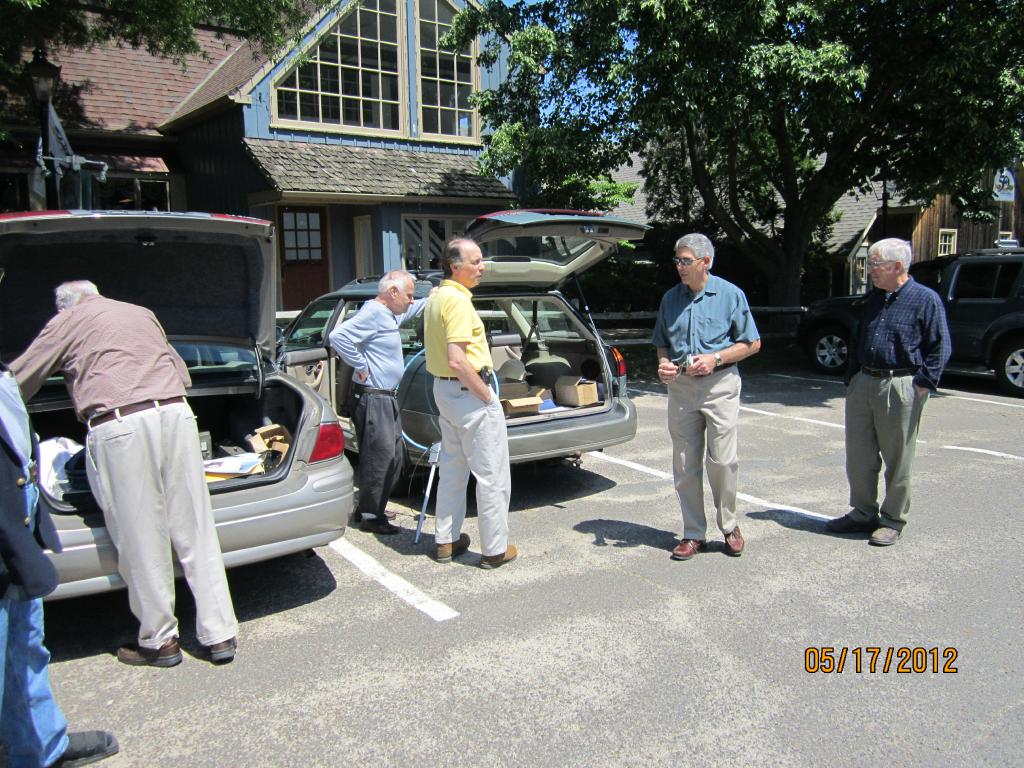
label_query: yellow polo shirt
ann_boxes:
[424,279,493,377]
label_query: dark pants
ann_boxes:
[352,390,404,522]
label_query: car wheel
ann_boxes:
[994,337,1024,397]
[807,325,849,374]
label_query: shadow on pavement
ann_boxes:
[746,508,869,541]
[44,550,337,662]
[573,518,678,551]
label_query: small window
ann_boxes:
[937,229,957,257]
[281,208,323,263]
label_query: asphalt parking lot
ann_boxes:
[37,345,1023,768]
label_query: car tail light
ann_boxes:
[309,422,345,462]
[610,346,628,377]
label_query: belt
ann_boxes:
[89,395,186,427]
[437,369,492,382]
[355,384,397,397]
[860,366,915,378]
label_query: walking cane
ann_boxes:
[414,441,442,544]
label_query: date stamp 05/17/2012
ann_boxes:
[804,646,959,674]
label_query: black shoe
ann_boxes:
[824,512,879,534]
[53,730,119,767]
[360,519,402,535]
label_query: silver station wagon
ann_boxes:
[278,210,647,471]
[0,210,353,600]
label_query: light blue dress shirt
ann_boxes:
[651,275,760,363]
[328,297,427,390]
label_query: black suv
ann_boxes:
[798,248,1024,396]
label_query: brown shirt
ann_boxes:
[11,294,191,422]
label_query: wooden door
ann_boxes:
[279,206,330,310]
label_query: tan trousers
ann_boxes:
[844,372,929,531]
[86,402,237,649]
[432,379,511,557]
[667,367,742,541]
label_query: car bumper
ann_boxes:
[45,455,353,601]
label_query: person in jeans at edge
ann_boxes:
[329,270,433,534]
[1,350,119,766]
[653,233,761,561]
[422,238,517,568]
[11,280,237,668]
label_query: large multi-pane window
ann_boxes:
[418,0,475,137]
[276,0,402,131]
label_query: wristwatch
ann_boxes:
[713,352,722,367]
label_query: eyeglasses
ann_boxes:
[866,259,895,269]
[672,256,704,267]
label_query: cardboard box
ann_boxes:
[498,380,532,398]
[501,395,543,417]
[247,424,292,457]
[554,376,600,407]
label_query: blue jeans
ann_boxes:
[0,596,68,767]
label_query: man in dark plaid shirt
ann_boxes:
[826,238,951,546]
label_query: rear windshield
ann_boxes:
[480,236,600,266]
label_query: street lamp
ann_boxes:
[25,47,61,209]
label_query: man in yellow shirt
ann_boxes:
[423,238,517,568]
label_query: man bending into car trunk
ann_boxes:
[11,281,237,668]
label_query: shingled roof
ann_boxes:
[42,29,245,135]
[244,138,513,200]
[609,154,650,224]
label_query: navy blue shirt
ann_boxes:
[847,277,951,391]
[652,275,759,362]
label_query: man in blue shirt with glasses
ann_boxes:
[653,234,761,562]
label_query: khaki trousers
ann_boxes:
[86,402,237,649]
[667,367,742,541]
[844,372,929,531]
[432,379,511,557]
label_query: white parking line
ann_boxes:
[768,373,843,385]
[943,445,1024,461]
[940,395,1024,410]
[329,538,459,622]
[586,451,831,523]
[738,405,844,430]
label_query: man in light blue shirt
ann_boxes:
[652,234,761,562]
[329,271,430,534]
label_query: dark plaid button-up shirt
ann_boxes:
[847,277,951,391]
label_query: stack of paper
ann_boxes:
[203,453,265,483]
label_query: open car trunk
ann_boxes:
[31,378,307,515]
[331,291,626,464]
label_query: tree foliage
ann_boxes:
[0,0,331,75]
[449,0,1024,303]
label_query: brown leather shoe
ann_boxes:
[670,539,705,561]
[869,526,901,546]
[436,533,471,563]
[724,526,745,556]
[205,637,237,664]
[117,637,182,667]
[480,544,518,569]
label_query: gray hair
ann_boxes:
[55,280,99,311]
[378,270,414,296]
[441,237,477,277]
[868,238,912,270]
[674,233,715,267]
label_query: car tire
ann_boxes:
[807,325,849,374]
[994,337,1024,397]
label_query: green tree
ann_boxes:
[450,0,1024,305]
[1,0,331,104]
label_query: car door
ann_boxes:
[277,296,342,400]
[944,259,1024,363]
